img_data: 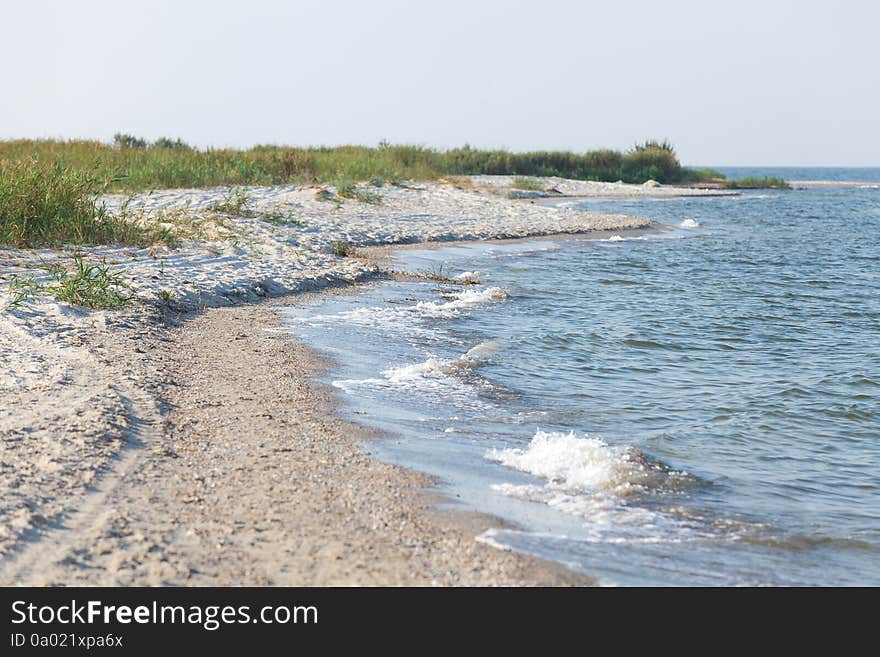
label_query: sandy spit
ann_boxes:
[0,176,676,585]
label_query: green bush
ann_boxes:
[152,137,191,150]
[619,141,682,184]
[113,133,147,149]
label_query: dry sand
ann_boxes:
[0,175,693,585]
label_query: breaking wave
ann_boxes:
[486,430,686,498]
[414,287,508,316]
[381,340,500,383]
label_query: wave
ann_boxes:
[602,234,651,243]
[679,218,701,229]
[454,270,481,284]
[485,431,706,542]
[292,285,509,329]
[381,339,500,384]
[486,430,685,498]
[414,287,509,317]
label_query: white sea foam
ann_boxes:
[462,339,500,361]
[331,377,384,392]
[295,305,409,328]
[381,339,500,384]
[454,270,481,284]
[486,431,700,540]
[382,357,453,383]
[679,218,701,229]
[486,430,671,496]
[414,286,509,316]
[293,284,508,331]
[606,235,625,242]
[475,528,514,551]
[491,482,622,518]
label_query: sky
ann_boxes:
[2,0,878,166]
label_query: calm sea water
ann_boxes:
[715,166,880,183]
[282,169,880,585]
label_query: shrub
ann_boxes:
[620,141,682,184]
[152,137,191,150]
[680,167,726,183]
[113,133,147,149]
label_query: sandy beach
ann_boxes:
[0,176,708,585]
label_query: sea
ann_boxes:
[281,167,880,586]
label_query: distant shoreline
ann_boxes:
[788,180,880,188]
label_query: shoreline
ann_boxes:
[358,224,666,268]
[2,176,662,585]
[787,179,880,188]
[0,288,592,585]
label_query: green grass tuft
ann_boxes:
[6,256,134,310]
[0,158,176,247]
[725,176,790,190]
[207,188,250,215]
[47,257,134,308]
[334,178,382,204]
[260,208,301,226]
[511,176,544,191]
[331,240,355,257]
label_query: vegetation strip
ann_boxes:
[1,138,787,248]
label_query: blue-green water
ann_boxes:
[283,176,880,586]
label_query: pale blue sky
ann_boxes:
[3,0,878,165]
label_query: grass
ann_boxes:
[205,189,302,226]
[260,209,301,226]
[6,255,134,310]
[331,240,355,257]
[0,159,178,247]
[0,137,788,249]
[511,176,544,192]
[680,167,726,183]
[724,176,791,190]
[6,275,42,307]
[315,188,341,206]
[207,188,250,215]
[0,138,731,196]
[334,178,382,204]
